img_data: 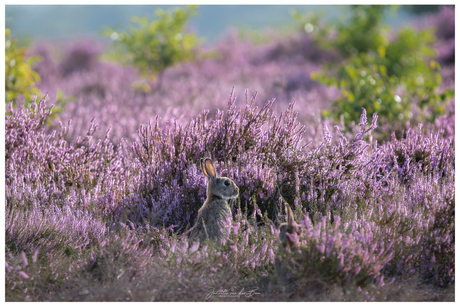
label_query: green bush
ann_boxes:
[103,5,203,83]
[5,28,42,108]
[333,6,391,58]
[299,6,453,128]
[312,54,404,122]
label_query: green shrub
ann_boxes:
[103,5,203,84]
[333,6,391,58]
[5,28,42,108]
[298,6,453,128]
[312,54,402,122]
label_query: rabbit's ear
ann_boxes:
[201,158,209,178]
[202,158,216,179]
[286,204,298,233]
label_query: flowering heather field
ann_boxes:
[5,7,455,301]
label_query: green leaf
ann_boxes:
[102,5,204,78]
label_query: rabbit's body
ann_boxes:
[189,158,239,244]
[189,196,232,243]
[275,204,302,286]
[275,246,297,286]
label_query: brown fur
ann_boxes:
[189,158,239,245]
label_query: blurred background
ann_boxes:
[5,5,454,144]
[6,5,433,43]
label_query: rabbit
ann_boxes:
[189,158,239,245]
[275,203,302,286]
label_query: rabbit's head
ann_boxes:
[201,158,239,200]
[279,204,302,247]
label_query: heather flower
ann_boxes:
[190,241,200,253]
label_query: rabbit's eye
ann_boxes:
[224,180,230,186]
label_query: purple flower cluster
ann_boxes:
[6,91,453,299]
[6,99,129,217]
[28,29,337,144]
[279,214,395,287]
